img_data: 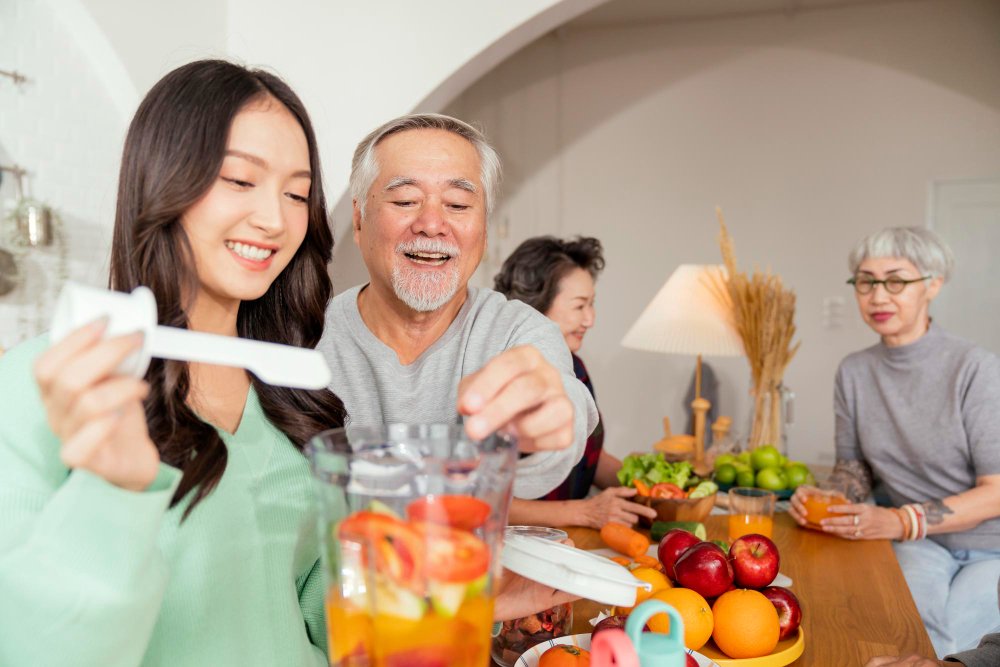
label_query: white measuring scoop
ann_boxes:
[50,282,332,390]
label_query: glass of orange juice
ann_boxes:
[801,489,849,529]
[728,487,776,541]
[308,425,517,667]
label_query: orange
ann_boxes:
[631,566,671,604]
[538,644,590,667]
[711,589,780,659]
[645,587,714,651]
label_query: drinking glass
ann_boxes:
[308,424,518,667]
[728,487,776,541]
[801,488,849,529]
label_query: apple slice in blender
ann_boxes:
[428,580,467,617]
[374,581,427,621]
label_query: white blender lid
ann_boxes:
[501,534,651,608]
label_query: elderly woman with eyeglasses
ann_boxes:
[789,227,1000,659]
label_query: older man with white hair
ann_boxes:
[318,113,597,499]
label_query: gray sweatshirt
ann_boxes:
[317,285,598,499]
[834,323,1000,551]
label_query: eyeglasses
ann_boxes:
[847,274,931,295]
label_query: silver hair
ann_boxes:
[848,226,954,282]
[350,113,502,220]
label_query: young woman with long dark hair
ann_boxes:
[0,60,346,667]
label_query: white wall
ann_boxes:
[0,0,127,349]
[0,0,605,347]
[445,0,1000,465]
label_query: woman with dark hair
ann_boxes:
[495,236,656,529]
[0,60,347,666]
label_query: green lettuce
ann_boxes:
[616,453,693,489]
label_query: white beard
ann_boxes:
[391,240,462,312]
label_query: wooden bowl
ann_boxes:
[636,492,717,528]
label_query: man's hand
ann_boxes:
[864,654,953,666]
[458,346,574,451]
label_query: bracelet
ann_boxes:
[902,505,920,541]
[902,504,926,541]
[892,508,910,541]
[913,503,928,540]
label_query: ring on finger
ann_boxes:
[853,515,859,527]
[854,528,862,537]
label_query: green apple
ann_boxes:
[756,466,788,491]
[714,454,737,470]
[736,451,752,466]
[714,464,737,486]
[785,464,815,489]
[750,445,782,472]
[736,469,757,488]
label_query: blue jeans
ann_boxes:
[893,540,1000,657]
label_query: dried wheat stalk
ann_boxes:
[712,208,800,449]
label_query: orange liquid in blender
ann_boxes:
[728,513,774,541]
[327,591,494,667]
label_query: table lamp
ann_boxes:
[621,264,744,471]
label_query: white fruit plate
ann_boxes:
[587,545,793,588]
[515,633,720,667]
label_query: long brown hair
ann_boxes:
[109,60,346,517]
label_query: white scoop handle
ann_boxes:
[50,282,332,390]
[150,327,330,389]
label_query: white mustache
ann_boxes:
[396,240,460,257]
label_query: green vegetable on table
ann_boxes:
[687,480,718,499]
[650,520,707,542]
[617,453,693,489]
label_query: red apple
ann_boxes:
[761,586,802,640]
[673,542,734,598]
[657,529,703,580]
[592,614,649,639]
[729,533,780,589]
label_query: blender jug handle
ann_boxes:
[625,600,687,667]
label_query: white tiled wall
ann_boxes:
[0,0,125,351]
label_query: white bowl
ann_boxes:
[514,633,720,667]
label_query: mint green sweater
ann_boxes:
[0,337,328,667]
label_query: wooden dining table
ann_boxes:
[560,512,935,666]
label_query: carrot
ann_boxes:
[634,554,662,570]
[610,556,632,568]
[600,523,651,559]
[633,479,651,496]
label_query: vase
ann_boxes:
[746,383,794,454]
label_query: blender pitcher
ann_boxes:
[308,424,518,667]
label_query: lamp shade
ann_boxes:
[621,264,744,357]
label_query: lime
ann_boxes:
[714,454,736,471]
[756,466,788,491]
[785,464,815,489]
[750,445,782,472]
[714,464,737,486]
[736,469,756,488]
